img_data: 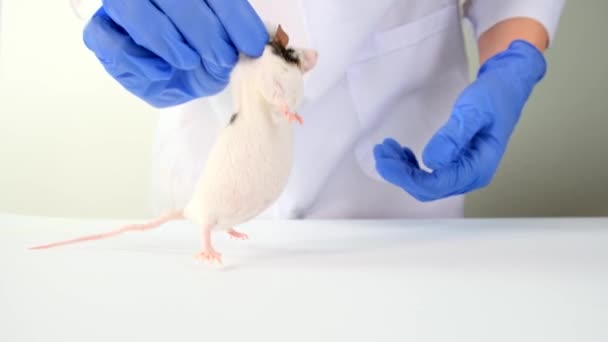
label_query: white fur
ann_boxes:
[182,43,308,232]
[26,27,317,253]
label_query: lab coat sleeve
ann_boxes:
[463,0,566,46]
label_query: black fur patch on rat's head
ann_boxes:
[229,112,238,125]
[268,41,301,67]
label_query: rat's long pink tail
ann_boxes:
[29,210,184,250]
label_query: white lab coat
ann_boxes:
[85,0,562,219]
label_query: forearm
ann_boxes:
[477,17,549,64]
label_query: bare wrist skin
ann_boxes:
[478,17,550,64]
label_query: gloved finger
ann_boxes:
[140,66,229,108]
[376,140,479,202]
[373,144,395,160]
[379,138,421,168]
[85,11,229,108]
[422,106,492,170]
[377,138,404,161]
[374,157,434,202]
[381,138,404,157]
[402,147,420,169]
[153,0,237,81]
[84,8,172,81]
[102,0,200,69]
[413,135,501,200]
[206,0,269,57]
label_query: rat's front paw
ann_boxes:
[283,112,303,124]
[280,104,304,125]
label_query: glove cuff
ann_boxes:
[477,39,548,87]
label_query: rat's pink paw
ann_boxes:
[281,106,304,125]
[284,113,303,124]
[228,229,249,240]
[291,113,303,125]
[195,249,222,264]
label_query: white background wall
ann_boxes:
[0,0,158,219]
[0,0,606,219]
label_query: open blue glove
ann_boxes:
[83,0,269,108]
[374,40,547,202]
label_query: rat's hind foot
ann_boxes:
[227,229,249,240]
[196,226,222,264]
[195,248,222,264]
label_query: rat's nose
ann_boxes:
[302,49,318,72]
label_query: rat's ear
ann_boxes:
[263,22,289,47]
[300,49,318,73]
[273,25,289,47]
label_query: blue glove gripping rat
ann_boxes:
[374,40,547,202]
[83,0,269,108]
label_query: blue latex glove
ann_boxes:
[374,40,547,202]
[83,0,269,108]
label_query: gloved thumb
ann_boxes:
[423,107,490,170]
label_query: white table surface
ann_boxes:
[1,213,607,342]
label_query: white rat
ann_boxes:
[29,25,318,264]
